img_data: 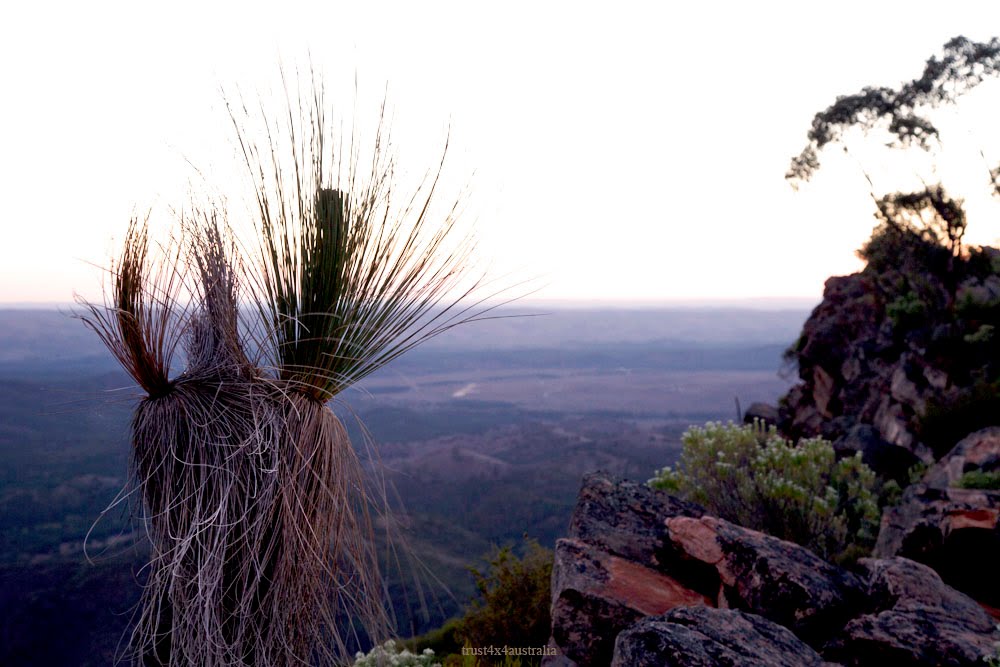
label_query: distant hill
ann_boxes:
[0,305,812,361]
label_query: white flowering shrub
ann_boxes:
[353,639,441,667]
[649,421,879,562]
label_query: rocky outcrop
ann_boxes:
[566,471,705,567]
[550,539,711,666]
[547,471,1000,667]
[874,485,1000,610]
[549,472,705,666]
[610,607,826,667]
[874,428,1000,612]
[825,558,999,666]
[779,274,885,440]
[777,273,953,464]
[922,427,1000,489]
[661,515,865,646]
[773,240,1000,622]
[779,240,1000,466]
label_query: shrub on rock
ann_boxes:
[461,538,553,653]
[649,421,879,562]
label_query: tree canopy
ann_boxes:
[787,36,1000,185]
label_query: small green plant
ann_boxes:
[353,639,441,667]
[965,324,996,345]
[459,539,553,653]
[880,462,929,508]
[887,291,928,329]
[407,538,550,666]
[957,470,1000,490]
[649,421,880,562]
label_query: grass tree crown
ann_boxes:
[77,74,501,665]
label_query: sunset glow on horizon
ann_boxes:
[4,1,1000,306]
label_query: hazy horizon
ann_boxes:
[0,295,822,310]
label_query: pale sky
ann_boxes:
[3,1,1000,305]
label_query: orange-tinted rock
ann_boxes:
[602,554,710,615]
[945,507,1000,531]
[662,515,865,647]
[550,538,711,667]
[547,472,709,666]
[661,516,725,569]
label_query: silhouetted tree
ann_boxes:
[788,35,1000,271]
[788,36,1000,185]
[874,185,967,256]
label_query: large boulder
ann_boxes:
[860,557,995,630]
[567,471,705,567]
[661,515,866,647]
[876,431,1000,611]
[827,609,999,666]
[874,484,1000,611]
[548,472,706,666]
[824,557,1000,666]
[549,539,711,667]
[610,607,826,667]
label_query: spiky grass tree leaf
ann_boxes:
[230,78,484,401]
[78,218,190,397]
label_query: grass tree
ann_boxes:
[79,77,498,665]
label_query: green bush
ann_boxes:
[956,470,1000,490]
[887,291,928,329]
[964,323,996,345]
[649,421,879,562]
[858,219,953,282]
[408,538,552,666]
[459,539,552,653]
